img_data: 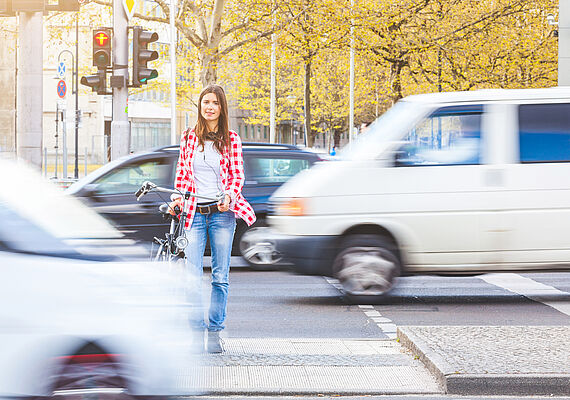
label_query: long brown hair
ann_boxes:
[193,84,230,154]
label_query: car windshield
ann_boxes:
[340,101,426,161]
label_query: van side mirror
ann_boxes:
[393,150,410,167]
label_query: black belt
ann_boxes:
[196,202,219,215]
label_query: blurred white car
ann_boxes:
[269,88,570,299]
[0,159,200,398]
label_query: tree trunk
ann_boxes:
[389,60,405,106]
[304,58,312,147]
[199,49,218,87]
[333,128,341,147]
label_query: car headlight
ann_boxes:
[275,198,307,216]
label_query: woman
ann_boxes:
[170,84,256,353]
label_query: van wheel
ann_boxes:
[333,234,400,298]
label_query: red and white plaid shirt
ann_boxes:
[174,128,256,229]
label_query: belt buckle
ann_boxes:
[198,206,210,215]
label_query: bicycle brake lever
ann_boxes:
[135,187,146,201]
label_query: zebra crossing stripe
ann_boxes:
[325,278,398,339]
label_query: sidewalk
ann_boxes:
[176,338,441,395]
[397,325,570,396]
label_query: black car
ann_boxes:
[66,143,322,265]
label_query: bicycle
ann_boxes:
[135,181,224,262]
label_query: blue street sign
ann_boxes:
[57,62,66,79]
[57,80,67,99]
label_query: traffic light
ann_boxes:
[81,27,112,95]
[80,70,106,95]
[93,28,112,69]
[132,26,159,87]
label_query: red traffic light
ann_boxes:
[92,28,112,69]
[94,31,110,47]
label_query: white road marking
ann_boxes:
[325,278,397,338]
[481,273,570,317]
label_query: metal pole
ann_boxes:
[16,11,43,168]
[559,1,570,85]
[57,50,74,178]
[111,0,130,160]
[62,108,67,177]
[270,11,277,144]
[54,103,59,178]
[74,13,80,178]
[170,0,177,144]
[348,0,355,144]
[437,47,442,92]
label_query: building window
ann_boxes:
[130,121,171,153]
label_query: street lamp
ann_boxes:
[286,95,296,146]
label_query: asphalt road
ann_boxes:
[187,268,570,396]
[223,269,570,338]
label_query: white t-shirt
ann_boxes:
[194,140,222,202]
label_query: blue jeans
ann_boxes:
[185,210,236,332]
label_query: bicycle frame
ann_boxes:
[135,181,223,262]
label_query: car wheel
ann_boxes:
[333,234,400,298]
[239,221,283,269]
[52,365,133,400]
[51,345,134,400]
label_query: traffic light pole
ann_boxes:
[111,0,130,160]
[74,12,79,178]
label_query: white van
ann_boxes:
[268,88,570,298]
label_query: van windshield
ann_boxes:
[341,101,423,160]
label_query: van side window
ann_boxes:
[519,104,570,163]
[395,108,482,166]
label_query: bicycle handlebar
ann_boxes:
[135,181,224,203]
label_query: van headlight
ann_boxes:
[275,198,307,216]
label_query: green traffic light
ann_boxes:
[140,70,158,83]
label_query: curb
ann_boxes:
[397,327,449,392]
[397,326,570,396]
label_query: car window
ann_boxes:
[94,159,172,195]
[518,103,570,163]
[395,107,482,166]
[247,156,311,184]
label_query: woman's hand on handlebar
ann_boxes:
[217,193,231,212]
[168,197,183,215]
